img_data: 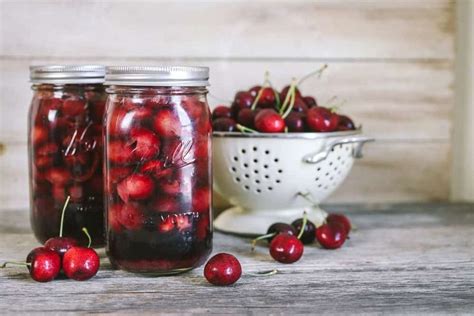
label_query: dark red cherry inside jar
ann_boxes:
[104,66,212,275]
[28,65,106,246]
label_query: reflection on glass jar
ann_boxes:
[28,65,106,246]
[104,66,212,275]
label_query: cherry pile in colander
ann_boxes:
[212,69,356,133]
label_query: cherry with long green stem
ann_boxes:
[250,71,280,111]
[1,247,61,282]
[44,196,78,257]
[292,212,317,244]
[251,223,296,251]
[62,227,100,281]
[236,123,258,134]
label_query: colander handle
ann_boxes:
[303,136,374,164]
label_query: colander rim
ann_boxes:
[213,128,361,139]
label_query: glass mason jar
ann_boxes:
[28,65,106,246]
[104,66,212,274]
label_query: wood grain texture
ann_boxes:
[0,142,451,211]
[0,204,473,314]
[0,59,454,143]
[0,0,454,59]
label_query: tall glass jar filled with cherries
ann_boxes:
[104,66,212,274]
[28,65,106,246]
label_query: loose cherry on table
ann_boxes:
[315,224,347,249]
[269,233,304,264]
[1,247,61,282]
[291,217,316,245]
[44,196,78,257]
[204,253,242,286]
[326,213,352,236]
[251,222,297,250]
[62,228,100,281]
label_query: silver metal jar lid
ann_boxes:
[104,66,210,87]
[30,65,106,84]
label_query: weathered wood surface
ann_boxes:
[1,204,473,314]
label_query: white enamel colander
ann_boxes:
[212,130,373,235]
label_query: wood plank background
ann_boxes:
[0,0,455,210]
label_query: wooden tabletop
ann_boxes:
[1,203,473,314]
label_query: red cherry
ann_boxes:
[269,233,303,264]
[63,246,100,281]
[108,140,134,165]
[140,160,173,179]
[303,96,317,107]
[337,115,356,131]
[27,247,61,282]
[212,105,232,120]
[306,107,339,132]
[117,174,155,202]
[157,215,177,233]
[153,195,180,213]
[109,166,132,183]
[31,126,48,146]
[39,98,62,117]
[254,109,286,133]
[157,177,181,195]
[291,96,309,113]
[128,128,161,160]
[284,112,305,132]
[118,202,145,230]
[204,253,242,286]
[237,108,256,128]
[52,185,66,202]
[212,117,237,132]
[153,108,181,137]
[326,213,352,235]
[291,218,316,245]
[145,96,172,109]
[231,91,254,117]
[192,187,210,213]
[108,203,124,232]
[89,100,106,122]
[36,142,58,157]
[257,87,277,108]
[45,168,71,185]
[62,98,86,117]
[68,184,84,202]
[248,85,262,97]
[175,214,193,232]
[252,222,296,247]
[44,237,78,257]
[281,85,301,102]
[315,224,347,249]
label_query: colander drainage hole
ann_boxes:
[264,175,270,179]
[254,170,259,174]
[253,147,257,151]
[278,169,283,173]
[231,167,237,172]
[265,150,270,155]
[329,162,333,166]
[242,149,246,154]
[235,177,241,182]
[255,179,260,184]
[274,158,279,163]
[315,177,319,181]
[263,164,269,169]
[243,163,248,168]
[317,167,321,171]
[244,185,250,190]
[268,187,273,191]
[253,159,258,163]
[276,179,281,183]
[233,157,238,162]
[256,189,261,193]
[318,184,322,188]
[244,174,249,178]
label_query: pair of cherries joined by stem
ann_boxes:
[212,66,357,134]
[252,212,352,264]
[1,196,100,282]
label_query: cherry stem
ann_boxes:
[297,211,308,240]
[297,192,318,206]
[279,78,297,116]
[281,82,297,119]
[251,232,276,251]
[236,124,258,134]
[298,64,328,85]
[82,227,92,248]
[250,88,264,111]
[1,261,31,268]
[59,195,71,238]
[246,269,278,277]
